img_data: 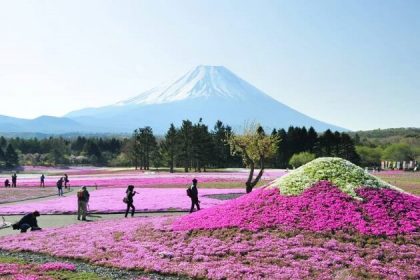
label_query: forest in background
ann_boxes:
[0,123,418,171]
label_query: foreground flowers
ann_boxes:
[0,215,418,279]
[0,258,76,279]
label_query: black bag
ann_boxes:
[186,188,192,197]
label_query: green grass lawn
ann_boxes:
[376,172,420,195]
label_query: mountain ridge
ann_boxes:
[0,65,346,134]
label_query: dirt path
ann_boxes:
[0,211,182,237]
[0,186,184,237]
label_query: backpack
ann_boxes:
[186,188,192,197]
[77,191,85,200]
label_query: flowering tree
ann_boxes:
[228,124,279,193]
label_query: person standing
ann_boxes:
[64,174,69,189]
[56,177,64,196]
[187,178,200,213]
[77,186,90,221]
[11,173,17,188]
[40,174,45,188]
[124,185,137,218]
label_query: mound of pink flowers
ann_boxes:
[173,181,420,236]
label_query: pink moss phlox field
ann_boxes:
[0,188,243,214]
[0,170,284,188]
[173,181,420,236]
[0,217,418,279]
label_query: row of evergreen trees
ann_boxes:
[128,121,359,172]
[0,121,359,170]
[129,120,241,171]
[0,136,125,168]
[271,127,360,168]
[0,138,19,168]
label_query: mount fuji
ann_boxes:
[65,65,344,134]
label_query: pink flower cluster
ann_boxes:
[0,216,418,279]
[38,262,76,271]
[0,188,244,214]
[0,261,76,279]
[173,181,420,236]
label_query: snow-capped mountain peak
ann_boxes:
[64,65,345,133]
[115,65,266,106]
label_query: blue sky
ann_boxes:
[0,0,418,130]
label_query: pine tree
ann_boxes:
[179,120,194,172]
[162,124,179,173]
[5,144,19,168]
[0,146,5,169]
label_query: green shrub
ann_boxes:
[289,152,316,168]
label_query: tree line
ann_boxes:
[353,129,420,167]
[271,127,360,168]
[0,120,361,170]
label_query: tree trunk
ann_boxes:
[245,162,255,193]
[245,158,265,193]
[169,159,174,173]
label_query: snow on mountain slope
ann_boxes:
[115,65,265,106]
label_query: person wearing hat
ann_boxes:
[188,178,200,213]
[12,211,42,233]
[77,186,90,221]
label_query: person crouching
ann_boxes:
[77,186,90,221]
[12,211,42,233]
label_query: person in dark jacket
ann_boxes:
[40,174,45,188]
[77,186,90,221]
[4,179,10,188]
[12,211,42,233]
[188,178,200,213]
[11,173,17,188]
[56,177,64,196]
[124,185,137,217]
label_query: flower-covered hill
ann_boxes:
[173,181,420,236]
[268,157,399,198]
